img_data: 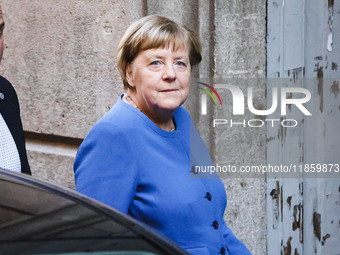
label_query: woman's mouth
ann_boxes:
[160,89,179,93]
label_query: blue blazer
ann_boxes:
[74,97,251,255]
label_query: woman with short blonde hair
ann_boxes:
[74,15,251,255]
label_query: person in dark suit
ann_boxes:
[0,5,31,175]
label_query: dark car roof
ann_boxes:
[0,169,189,255]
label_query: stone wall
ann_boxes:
[0,0,266,254]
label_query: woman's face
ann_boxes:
[126,45,191,118]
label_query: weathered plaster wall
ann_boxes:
[267,0,340,254]
[0,1,267,254]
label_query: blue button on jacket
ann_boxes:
[74,97,252,255]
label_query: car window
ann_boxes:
[29,252,156,255]
[0,170,188,255]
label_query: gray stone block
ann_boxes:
[0,0,130,138]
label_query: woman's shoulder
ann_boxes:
[175,105,190,117]
[173,106,196,134]
[174,106,191,124]
[89,98,145,136]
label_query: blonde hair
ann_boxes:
[117,15,202,91]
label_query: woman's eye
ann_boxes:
[148,60,164,71]
[175,61,186,67]
[175,61,187,71]
[150,60,162,66]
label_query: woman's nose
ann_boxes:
[162,64,176,81]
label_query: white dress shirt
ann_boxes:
[0,113,21,172]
